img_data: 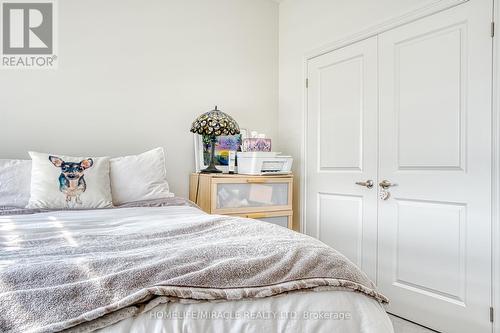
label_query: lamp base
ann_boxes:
[200,165,222,173]
[200,135,223,173]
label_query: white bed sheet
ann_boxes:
[100,288,393,333]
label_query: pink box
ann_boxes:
[241,138,272,152]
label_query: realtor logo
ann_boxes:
[1,0,57,68]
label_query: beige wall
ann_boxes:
[278,0,441,230]
[0,0,279,198]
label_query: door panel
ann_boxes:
[378,1,492,332]
[396,25,464,169]
[306,36,378,281]
[318,55,363,170]
[394,199,466,302]
[318,193,364,267]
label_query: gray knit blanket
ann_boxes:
[0,200,388,333]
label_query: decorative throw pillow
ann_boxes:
[0,159,32,207]
[109,147,173,205]
[27,152,113,209]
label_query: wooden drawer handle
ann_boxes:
[246,179,268,184]
[246,213,267,219]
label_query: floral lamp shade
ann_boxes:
[190,106,240,136]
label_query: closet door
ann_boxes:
[377,1,492,332]
[306,37,378,281]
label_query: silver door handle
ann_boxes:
[379,180,397,189]
[355,180,374,189]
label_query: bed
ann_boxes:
[0,197,393,333]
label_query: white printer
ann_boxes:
[237,152,293,175]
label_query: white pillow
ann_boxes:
[110,147,172,205]
[0,159,32,207]
[27,152,113,209]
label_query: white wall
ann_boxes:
[278,0,442,229]
[0,0,278,198]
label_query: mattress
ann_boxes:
[100,289,393,333]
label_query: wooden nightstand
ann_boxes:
[189,173,293,229]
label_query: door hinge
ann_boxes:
[305,78,309,88]
[491,22,495,37]
[490,307,494,322]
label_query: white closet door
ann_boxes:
[378,1,492,332]
[306,37,378,280]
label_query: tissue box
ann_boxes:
[241,138,272,152]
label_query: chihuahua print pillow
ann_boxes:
[27,152,113,209]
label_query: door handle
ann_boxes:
[379,180,397,189]
[355,180,374,189]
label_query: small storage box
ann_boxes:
[241,138,272,152]
[237,152,293,175]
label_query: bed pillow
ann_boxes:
[0,159,32,207]
[27,152,113,209]
[110,147,173,205]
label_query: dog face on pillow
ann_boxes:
[49,156,93,204]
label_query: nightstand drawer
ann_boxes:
[232,211,293,229]
[189,173,295,230]
[212,177,292,214]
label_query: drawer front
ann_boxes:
[258,215,290,229]
[231,211,293,229]
[212,178,292,214]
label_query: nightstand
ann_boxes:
[189,173,293,229]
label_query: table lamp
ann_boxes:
[190,106,240,173]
